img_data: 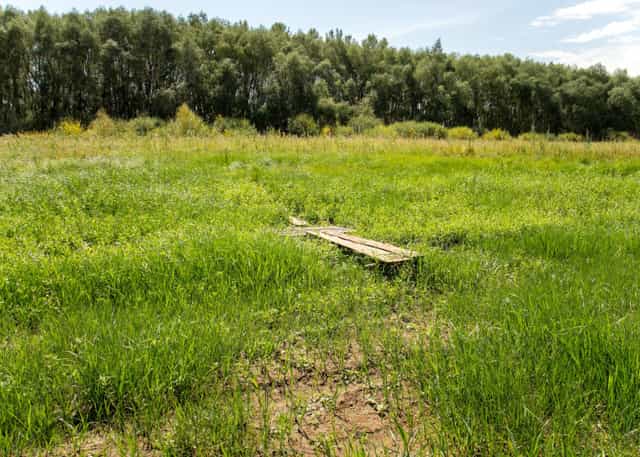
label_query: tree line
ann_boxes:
[2,6,640,137]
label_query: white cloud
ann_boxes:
[609,34,640,43]
[532,0,640,27]
[563,17,640,43]
[532,1,640,75]
[532,43,640,75]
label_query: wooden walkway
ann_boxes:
[289,217,421,264]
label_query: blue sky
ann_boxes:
[9,0,640,75]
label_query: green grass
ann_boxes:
[1,133,640,455]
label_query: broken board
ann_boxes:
[289,217,421,264]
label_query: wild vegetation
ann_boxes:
[2,6,640,139]
[3,4,640,455]
[1,123,640,455]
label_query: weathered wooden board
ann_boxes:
[289,216,310,227]
[285,226,353,237]
[307,229,420,263]
[288,217,420,264]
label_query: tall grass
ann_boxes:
[1,133,640,454]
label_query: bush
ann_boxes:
[366,124,398,138]
[317,98,351,126]
[392,121,448,139]
[88,109,119,137]
[335,125,356,137]
[519,132,555,142]
[56,119,83,136]
[321,126,333,137]
[212,116,257,136]
[606,130,634,142]
[482,129,512,141]
[287,114,319,137]
[557,132,584,142]
[127,117,165,136]
[448,126,477,140]
[348,114,381,134]
[171,104,208,136]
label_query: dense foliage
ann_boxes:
[2,6,640,138]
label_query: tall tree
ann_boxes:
[0,8,32,132]
[0,6,639,137]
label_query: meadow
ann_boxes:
[1,132,640,456]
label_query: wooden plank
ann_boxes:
[286,226,352,237]
[289,216,309,227]
[307,229,418,263]
[287,216,420,264]
[325,232,420,258]
[287,216,351,234]
[300,226,352,233]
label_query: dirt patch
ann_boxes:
[250,336,432,456]
[34,309,442,456]
[30,427,159,457]
[269,380,394,455]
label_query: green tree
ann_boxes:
[0,7,32,132]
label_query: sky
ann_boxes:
[7,0,640,75]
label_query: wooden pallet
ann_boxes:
[289,217,421,264]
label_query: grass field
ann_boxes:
[2,134,640,456]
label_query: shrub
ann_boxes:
[212,116,257,136]
[366,124,398,138]
[335,125,356,137]
[557,132,585,142]
[287,114,319,137]
[127,117,165,136]
[317,98,352,126]
[56,119,83,136]
[448,126,477,140]
[321,126,333,137]
[171,104,208,136]
[348,114,381,134]
[606,130,634,142]
[88,109,119,137]
[519,132,555,142]
[392,121,448,139]
[482,129,512,141]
